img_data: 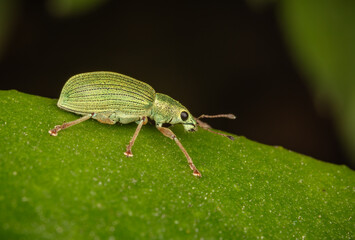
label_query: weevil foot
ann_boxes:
[189,163,201,177]
[49,126,61,136]
[124,150,133,157]
[193,169,202,178]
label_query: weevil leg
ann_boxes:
[93,112,117,125]
[195,117,235,141]
[49,113,93,136]
[124,116,147,157]
[157,126,201,177]
[195,118,212,129]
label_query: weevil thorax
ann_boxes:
[150,93,197,131]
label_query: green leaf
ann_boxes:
[279,0,355,167]
[0,90,353,239]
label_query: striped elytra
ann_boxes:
[57,72,156,115]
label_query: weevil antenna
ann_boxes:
[197,113,236,120]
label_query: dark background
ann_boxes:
[0,1,349,166]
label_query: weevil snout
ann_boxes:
[188,127,196,132]
[183,122,197,132]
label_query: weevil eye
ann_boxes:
[180,111,189,121]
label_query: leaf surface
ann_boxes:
[0,90,353,239]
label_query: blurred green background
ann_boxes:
[0,0,354,168]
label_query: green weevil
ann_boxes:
[49,71,235,177]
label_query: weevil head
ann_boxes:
[151,93,197,132]
[178,110,197,132]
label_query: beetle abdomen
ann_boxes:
[57,72,156,116]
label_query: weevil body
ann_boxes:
[49,71,235,177]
